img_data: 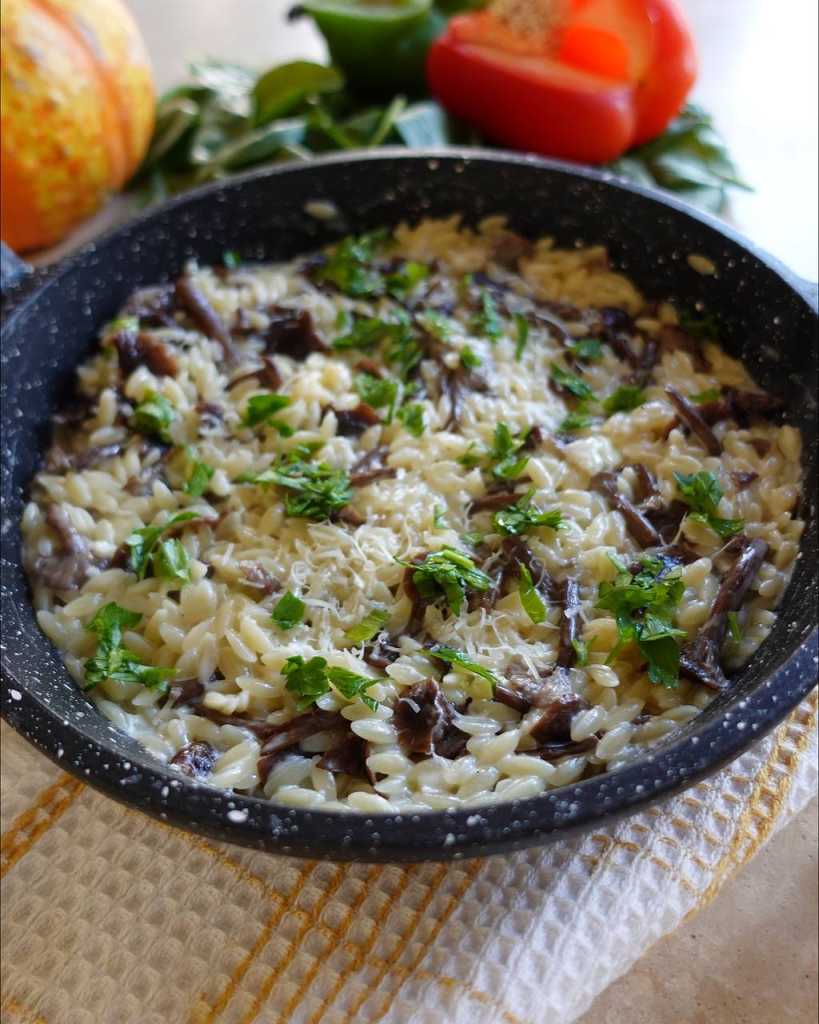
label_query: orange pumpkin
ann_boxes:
[1,0,155,252]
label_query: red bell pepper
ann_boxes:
[426,0,698,163]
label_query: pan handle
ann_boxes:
[1,241,31,297]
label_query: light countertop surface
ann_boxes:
[35,1,819,1019]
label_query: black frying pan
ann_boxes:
[2,150,817,862]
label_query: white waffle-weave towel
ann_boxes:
[1,692,816,1024]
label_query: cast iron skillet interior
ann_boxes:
[1,151,817,862]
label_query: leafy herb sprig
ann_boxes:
[282,655,379,711]
[84,603,176,692]
[674,470,744,538]
[402,547,491,616]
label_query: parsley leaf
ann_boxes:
[492,490,564,536]
[125,511,200,580]
[242,459,352,520]
[242,392,291,429]
[386,260,428,299]
[513,313,529,361]
[690,387,721,404]
[315,231,387,297]
[518,563,546,624]
[597,558,686,687]
[550,364,595,401]
[679,307,722,340]
[354,372,399,414]
[417,310,458,341]
[571,637,590,666]
[152,538,191,584]
[567,337,604,360]
[383,311,423,378]
[433,504,448,529]
[426,646,499,686]
[271,591,306,629]
[405,547,491,616]
[459,345,481,370]
[727,610,742,643]
[326,666,379,711]
[333,316,403,351]
[344,607,389,644]
[83,602,175,692]
[132,391,176,441]
[602,385,646,416]
[184,449,215,497]
[282,655,379,711]
[674,470,744,538]
[457,442,483,469]
[471,289,503,341]
[559,409,595,432]
[397,402,425,437]
[488,422,530,480]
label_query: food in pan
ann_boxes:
[22,216,803,812]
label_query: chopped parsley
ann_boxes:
[513,313,529,361]
[727,610,742,643]
[152,538,192,584]
[492,490,564,536]
[238,457,352,521]
[397,402,425,437]
[488,422,530,480]
[132,391,176,442]
[690,387,721,404]
[404,547,491,616]
[550,364,595,401]
[314,230,388,297]
[344,607,389,644]
[282,655,379,711]
[457,442,483,469]
[383,311,423,378]
[102,315,139,336]
[567,337,604,361]
[242,392,292,432]
[332,316,403,351]
[602,385,646,416]
[386,260,429,299]
[571,637,590,666]
[183,448,215,497]
[518,564,547,624]
[674,470,744,538]
[459,345,482,370]
[417,310,458,341]
[125,511,200,580]
[559,409,595,432]
[433,504,448,529]
[354,372,399,416]
[597,556,686,687]
[426,646,500,686]
[679,307,721,341]
[471,289,503,341]
[271,591,306,630]
[84,602,175,692]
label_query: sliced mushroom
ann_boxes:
[264,306,327,359]
[350,445,396,486]
[170,741,217,779]
[227,355,283,392]
[334,402,381,438]
[393,680,464,757]
[113,328,178,378]
[556,577,581,668]
[592,472,662,548]
[256,709,345,784]
[317,735,374,782]
[469,490,521,513]
[240,562,281,596]
[175,277,236,363]
[665,386,721,455]
[529,692,591,745]
[33,505,94,591]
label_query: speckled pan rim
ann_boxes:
[2,149,818,862]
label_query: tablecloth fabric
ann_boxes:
[1,690,816,1024]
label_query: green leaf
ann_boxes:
[406,547,491,616]
[367,95,408,147]
[513,313,529,361]
[487,422,529,480]
[433,504,448,529]
[152,538,192,585]
[271,591,306,630]
[252,61,344,125]
[518,564,546,624]
[674,470,723,516]
[417,310,458,341]
[282,655,331,711]
[550,364,595,401]
[492,491,564,536]
[727,610,742,643]
[354,372,399,412]
[83,602,174,692]
[568,337,604,361]
[333,316,401,351]
[344,607,389,644]
[559,409,595,432]
[386,260,429,299]
[397,402,425,437]
[125,511,200,580]
[184,451,215,497]
[678,307,722,341]
[266,460,352,520]
[315,231,388,297]
[426,646,499,686]
[690,387,721,404]
[571,637,589,666]
[471,289,503,341]
[459,345,481,370]
[87,602,142,643]
[688,511,745,539]
[242,392,291,428]
[326,666,380,710]
[132,392,176,441]
[602,385,646,416]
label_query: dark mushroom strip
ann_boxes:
[522,424,545,450]
[644,500,689,545]
[665,386,721,455]
[124,283,176,327]
[504,537,555,596]
[354,358,385,378]
[658,325,710,372]
[334,402,381,438]
[196,401,224,431]
[256,709,345,784]
[627,463,662,508]
[556,577,581,668]
[174,276,236,363]
[170,741,217,779]
[33,505,94,591]
[469,490,521,513]
[363,636,401,670]
[46,442,124,474]
[393,680,463,757]
[227,356,283,392]
[350,446,396,487]
[529,692,591,744]
[265,306,327,359]
[240,562,281,595]
[591,472,661,548]
[732,470,759,491]
[402,563,429,636]
[493,660,553,713]
[113,329,179,378]
[729,389,785,418]
[164,675,207,708]
[317,735,374,782]
[748,438,772,457]
[336,506,365,527]
[599,307,639,366]
[679,537,768,690]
